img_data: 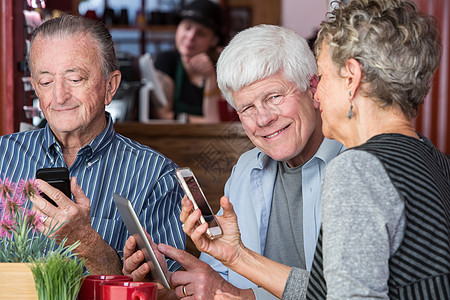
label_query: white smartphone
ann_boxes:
[175,167,223,240]
[112,193,171,290]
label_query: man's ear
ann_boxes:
[104,70,122,106]
[344,58,362,95]
[29,76,44,111]
[309,74,319,97]
[29,76,37,95]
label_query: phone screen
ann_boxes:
[185,176,219,227]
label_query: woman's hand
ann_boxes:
[181,195,291,299]
[180,196,245,268]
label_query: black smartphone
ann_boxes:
[175,167,222,239]
[36,167,71,207]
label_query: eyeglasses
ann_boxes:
[237,95,286,118]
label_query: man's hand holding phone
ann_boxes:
[122,229,242,299]
[31,176,125,275]
[122,232,176,299]
[30,176,94,248]
[123,234,153,281]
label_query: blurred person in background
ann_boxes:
[153,0,225,123]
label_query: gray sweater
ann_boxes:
[282,150,405,299]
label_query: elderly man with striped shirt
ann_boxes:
[0,15,185,275]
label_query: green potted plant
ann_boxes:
[0,177,86,300]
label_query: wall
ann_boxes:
[280,0,450,154]
[415,0,449,153]
[281,0,329,39]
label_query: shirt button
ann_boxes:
[87,162,93,167]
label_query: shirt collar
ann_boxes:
[42,112,116,158]
[43,122,58,152]
[88,112,116,156]
[256,150,272,169]
[306,137,345,166]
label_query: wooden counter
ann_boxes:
[114,122,254,214]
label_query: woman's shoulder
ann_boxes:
[325,149,389,191]
[330,148,380,169]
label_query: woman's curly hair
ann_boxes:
[315,0,442,118]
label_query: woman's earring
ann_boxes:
[346,103,354,120]
[346,91,353,120]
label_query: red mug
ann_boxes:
[100,281,158,300]
[77,275,133,300]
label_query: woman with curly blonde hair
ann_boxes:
[307,0,449,299]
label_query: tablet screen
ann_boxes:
[113,193,171,289]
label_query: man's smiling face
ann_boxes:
[234,72,321,167]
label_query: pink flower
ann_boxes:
[0,178,35,217]
[0,214,16,238]
[24,210,43,230]
[0,177,16,200]
[17,179,41,199]
[0,195,24,216]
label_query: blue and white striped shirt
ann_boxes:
[0,113,185,271]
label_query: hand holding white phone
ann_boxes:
[175,167,223,239]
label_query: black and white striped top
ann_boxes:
[306,133,450,300]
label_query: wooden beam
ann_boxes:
[0,0,15,135]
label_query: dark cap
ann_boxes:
[180,0,223,38]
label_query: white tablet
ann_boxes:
[113,193,171,289]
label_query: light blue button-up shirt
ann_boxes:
[200,138,344,299]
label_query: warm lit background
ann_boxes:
[1,0,449,154]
